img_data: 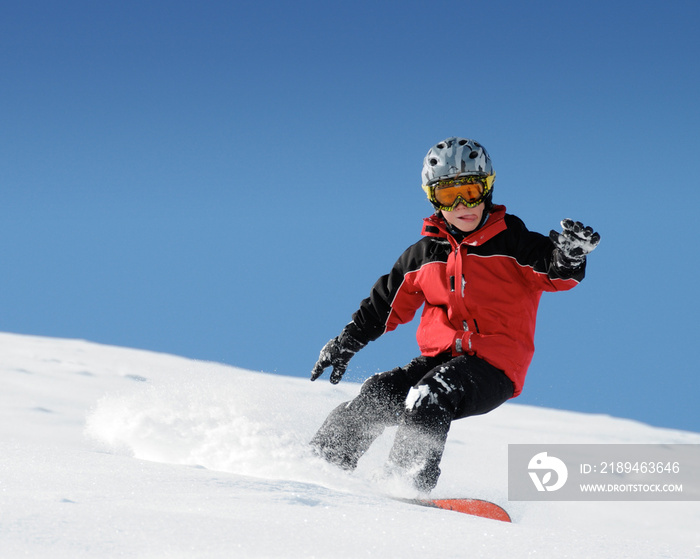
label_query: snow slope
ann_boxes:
[1,332,698,558]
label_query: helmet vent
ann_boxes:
[429,158,438,166]
[469,150,479,159]
[458,139,468,146]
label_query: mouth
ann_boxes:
[457,214,479,222]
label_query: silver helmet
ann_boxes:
[421,137,495,185]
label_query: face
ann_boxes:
[441,201,486,233]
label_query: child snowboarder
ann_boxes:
[309,137,600,492]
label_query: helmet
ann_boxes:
[421,137,495,209]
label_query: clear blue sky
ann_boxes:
[2,0,699,432]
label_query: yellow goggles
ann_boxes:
[422,175,494,211]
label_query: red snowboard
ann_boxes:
[406,498,511,522]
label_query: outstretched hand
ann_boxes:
[310,333,364,384]
[550,219,600,267]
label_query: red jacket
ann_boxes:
[348,206,584,397]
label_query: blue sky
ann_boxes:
[1,0,698,433]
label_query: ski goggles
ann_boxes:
[422,175,494,211]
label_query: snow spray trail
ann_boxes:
[85,366,343,482]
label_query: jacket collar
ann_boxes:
[421,205,508,247]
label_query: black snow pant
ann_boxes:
[310,353,514,492]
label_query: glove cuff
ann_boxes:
[553,248,585,272]
[339,322,368,353]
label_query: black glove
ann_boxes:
[550,219,600,270]
[310,327,365,384]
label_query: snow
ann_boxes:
[1,331,699,558]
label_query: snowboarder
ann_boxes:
[309,137,600,493]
